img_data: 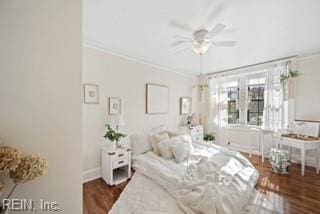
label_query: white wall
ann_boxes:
[0,1,82,213]
[82,46,198,181]
[295,54,320,121]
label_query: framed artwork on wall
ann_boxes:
[109,97,122,115]
[83,83,99,104]
[180,97,192,115]
[146,83,169,114]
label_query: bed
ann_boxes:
[109,139,271,214]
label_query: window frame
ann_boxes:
[227,86,240,124]
[247,83,265,126]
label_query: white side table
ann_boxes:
[249,127,274,163]
[101,146,131,185]
[278,135,320,176]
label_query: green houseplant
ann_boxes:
[103,124,126,148]
[204,133,215,143]
[280,69,301,83]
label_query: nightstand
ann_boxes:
[101,146,131,186]
[189,125,204,143]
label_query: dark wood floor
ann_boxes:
[83,155,320,214]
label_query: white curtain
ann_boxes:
[262,63,289,132]
[206,77,229,143]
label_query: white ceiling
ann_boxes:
[83,0,320,75]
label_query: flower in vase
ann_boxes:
[0,145,21,174]
[10,155,48,183]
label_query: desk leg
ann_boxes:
[249,132,252,158]
[316,146,320,175]
[301,148,305,176]
[261,134,264,163]
[289,146,292,162]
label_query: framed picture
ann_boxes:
[109,97,122,115]
[180,97,192,115]
[146,83,169,114]
[83,84,99,104]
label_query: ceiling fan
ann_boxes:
[170,6,237,55]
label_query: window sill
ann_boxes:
[226,124,266,130]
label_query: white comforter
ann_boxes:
[132,143,259,214]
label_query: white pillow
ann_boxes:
[130,134,152,156]
[167,128,187,138]
[157,138,177,159]
[150,125,167,134]
[172,135,194,152]
[170,141,191,163]
[150,133,170,155]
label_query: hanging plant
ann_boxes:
[280,69,301,83]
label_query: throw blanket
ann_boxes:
[133,143,259,214]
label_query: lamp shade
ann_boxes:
[112,114,124,127]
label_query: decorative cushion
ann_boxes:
[170,140,191,163]
[150,125,167,135]
[157,138,177,159]
[150,133,170,155]
[172,135,194,152]
[167,127,188,138]
[130,134,152,156]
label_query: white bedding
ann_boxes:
[110,143,264,214]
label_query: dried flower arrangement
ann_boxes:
[0,145,48,203]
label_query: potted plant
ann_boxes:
[103,124,126,148]
[204,133,215,144]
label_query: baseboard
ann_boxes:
[83,167,101,183]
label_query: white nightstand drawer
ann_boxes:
[190,127,203,136]
[192,135,203,143]
[110,151,128,159]
[112,157,128,169]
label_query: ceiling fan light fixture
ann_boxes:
[192,42,210,55]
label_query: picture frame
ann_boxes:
[109,97,122,115]
[180,97,192,115]
[83,84,99,104]
[146,83,169,114]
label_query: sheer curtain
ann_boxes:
[206,77,229,143]
[262,63,289,132]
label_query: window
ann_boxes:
[247,78,265,126]
[227,82,239,124]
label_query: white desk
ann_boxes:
[277,135,320,176]
[248,128,273,163]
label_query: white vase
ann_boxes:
[104,139,116,149]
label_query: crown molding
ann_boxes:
[82,38,197,79]
[297,51,320,60]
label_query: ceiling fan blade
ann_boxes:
[169,21,194,33]
[171,40,189,47]
[173,35,192,41]
[208,23,226,37]
[204,4,224,28]
[173,45,192,54]
[221,27,237,34]
[212,41,237,47]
